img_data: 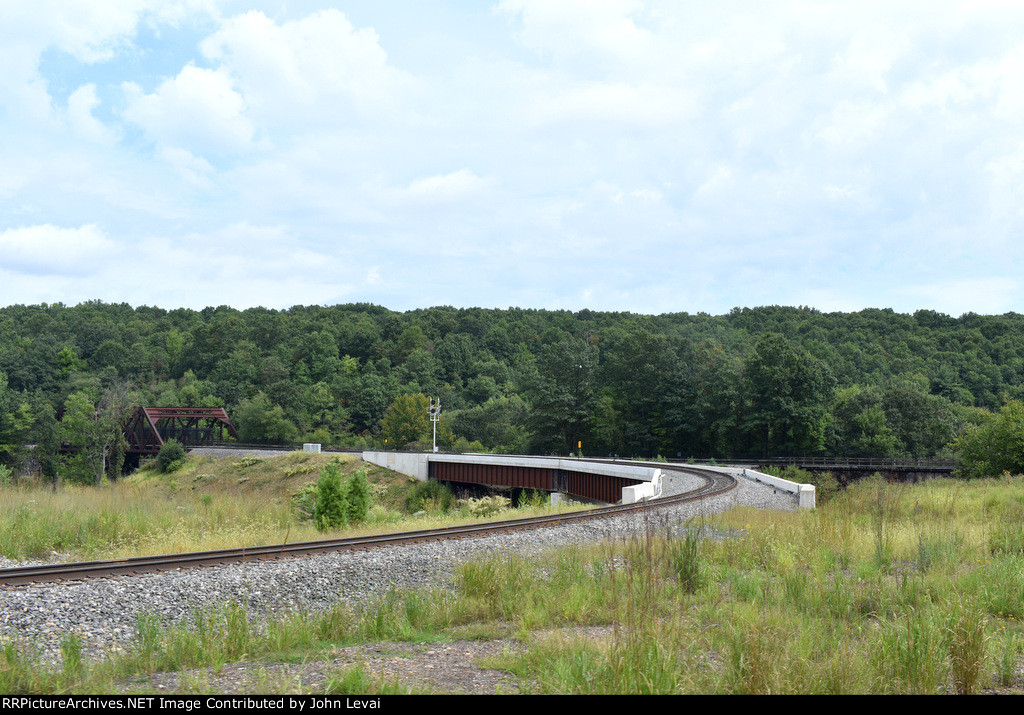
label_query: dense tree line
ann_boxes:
[2,301,1021,481]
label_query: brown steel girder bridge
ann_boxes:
[429,458,641,504]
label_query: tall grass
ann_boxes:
[3,474,1023,694]
[0,454,589,562]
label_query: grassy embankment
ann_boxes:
[2,465,1024,694]
[0,452,581,562]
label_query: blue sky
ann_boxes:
[2,1,1023,316]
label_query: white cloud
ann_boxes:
[401,170,494,203]
[0,1,208,123]
[0,224,116,276]
[814,100,893,149]
[0,1,148,64]
[123,64,257,156]
[199,9,414,128]
[986,143,1024,226]
[524,81,694,128]
[158,147,216,188]
[3,2,1024,316]
[900,278,1022,317]
[66,84,117,144]
[496,0,655,70]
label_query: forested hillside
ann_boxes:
[2,302,1022,482]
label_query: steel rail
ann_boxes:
[0,464,735,588]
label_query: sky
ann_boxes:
[1,0,1023,318]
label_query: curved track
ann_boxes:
[0,463,735,588]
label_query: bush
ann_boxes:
[315,463,349,531]
[156,440,186,473]
[405,480,453,513]
[346,469,371,524]
[293,469,373,526]
[458,495,510,517]
[293,483,318,521]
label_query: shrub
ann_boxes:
[405,480,453,513]
[452,437,488,454]
[458,495,510,517]
[315,463,349,530]
[346,470,371,524]
[293,483,318,521]
[156,440,186,473]
[669,528,704,594]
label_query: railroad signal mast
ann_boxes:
[428,397,441,453]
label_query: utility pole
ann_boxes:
[428,397,441,453]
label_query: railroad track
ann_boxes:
[0,464,735,588]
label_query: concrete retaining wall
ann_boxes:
[362,451,429,481]
[684,464,814,508]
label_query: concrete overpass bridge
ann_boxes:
[362,451,816,507]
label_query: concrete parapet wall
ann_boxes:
[667,464,814,509]
[739,467,814,509]
[621,473,662,504]
[362,451,429,481]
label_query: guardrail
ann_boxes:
[708,457,958,470]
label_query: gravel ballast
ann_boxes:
[0,471,796,665]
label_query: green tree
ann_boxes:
[58,382,138,485]
[165,328,185,376]
[395,325,432,364]
[346,469,371,523]
[526,337,598,454]
[447,395,530,453]
[29,399,60,489]
[657,341,741,458]
[881,384,959,457]
[829,385,902,457]
[177,370,221,407]
[347,371,393,434]
[233,392,298,443]
[397,348,441,396]
[381,393,430,448]
[601,326,674,455]
[304,381,352,439]
[59,391,105,485]
[315,462,349,530]
[952,399,1024,477]
[97,380,140,480]
[742,333,835,456]
[56,346,86,379]
[0,371,33,469]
